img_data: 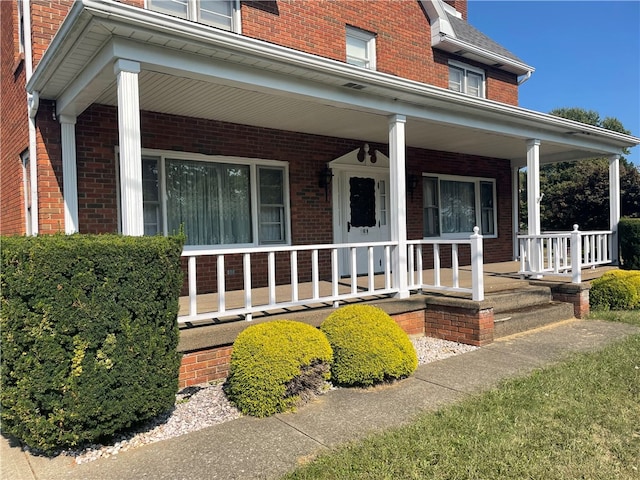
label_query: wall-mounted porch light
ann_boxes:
[318,165,333,201]
[407,173,419,200]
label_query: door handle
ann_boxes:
[347,221,351,232]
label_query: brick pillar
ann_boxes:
[424,297,494,346]
[549,283,590,319]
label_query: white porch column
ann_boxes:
[114,59,143,236]
[389,114,409,298]
[609,154,621,264]
[526,139,542,274]
[60,114,79,234]
[511,164,520,260]
[526,139,541,235]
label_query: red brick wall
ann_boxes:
[425,304,494,346]
[35,101,65,233]
[30,0,74,68]
[241,0,516,104]
[444,0,468,20]
[0,1,29,235]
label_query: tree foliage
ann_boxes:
[537,108,639,231]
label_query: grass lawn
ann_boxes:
[282,312,640,480]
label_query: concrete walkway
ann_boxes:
[2,319,638,480]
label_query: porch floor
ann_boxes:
[177,261,617,325]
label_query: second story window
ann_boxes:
[448,61,485,98]
[148,0,240,32]
[346,26,376,70]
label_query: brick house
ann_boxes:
[2,0,639,386]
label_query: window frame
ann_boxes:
[116,149,291,248]
[17,0,25,54]
[147,0,241,33]
[346,26,376,70]
[448,60,486,98]
[422,173,497,239]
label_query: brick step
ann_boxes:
[493,301,575,339]
[488,285,552,314]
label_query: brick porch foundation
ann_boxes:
[548,283,591,319]
[424,297,494,347]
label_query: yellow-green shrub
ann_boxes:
[320,305,418,387]
[224,320,332,417]
[590,270,640,310]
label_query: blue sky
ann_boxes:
[467,1,640,166]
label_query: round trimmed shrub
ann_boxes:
[320,305,418,387]
[224,320,332,417]
[590,270,640,310]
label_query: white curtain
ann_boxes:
[165,160,251,245]
[441,180,475,233]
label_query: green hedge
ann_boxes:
[619,218,640,270]
[590,270,640,310]
[224,320,333,417]
[320,305,418,387]
[1,234,184,453]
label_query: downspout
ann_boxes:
[23,0,39,234]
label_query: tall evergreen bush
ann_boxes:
[619,217,640,270]
[1,234,184,453]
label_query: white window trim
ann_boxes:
[422,173,497,239]
[146,0,241,33]
[448,60,486,98]
[116,148,291,248]
[346,26,376,70]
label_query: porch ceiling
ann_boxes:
[28,0,639,168]
[91,70,584,165]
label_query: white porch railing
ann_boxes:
[407,227,484,302]
[518,225,613,283]
[179,241,399,324]
[178,230,486,324]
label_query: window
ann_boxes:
[448,61,485,98]
[346,26,376,70]
[423,175,496,237]
[148,0,240,32]
[129,151,289,246]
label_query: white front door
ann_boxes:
[341,171,390,275]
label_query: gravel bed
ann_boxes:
[65,336,477,464]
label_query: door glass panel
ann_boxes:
[350,177,376,227]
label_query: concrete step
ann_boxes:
[494,301,575,339]
[488,285,552,315]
